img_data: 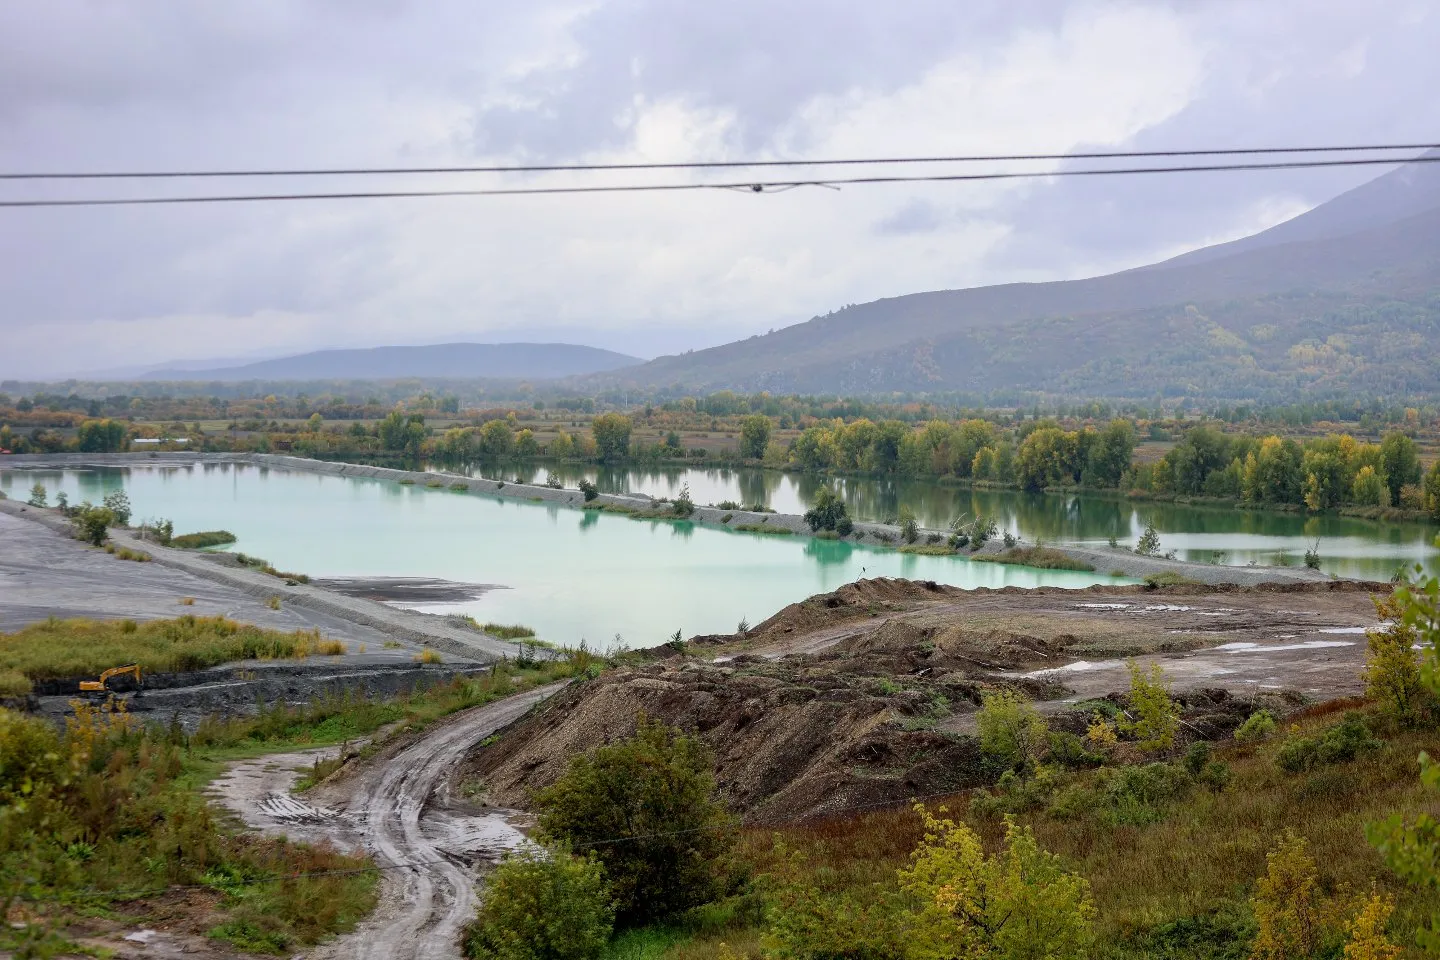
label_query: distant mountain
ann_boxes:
[597,152,1440,402]
[147,342,643,382]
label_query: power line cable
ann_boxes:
[1,141,1436,180]
[1,153,1436,209]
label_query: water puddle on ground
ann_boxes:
[1212,640,1356,653]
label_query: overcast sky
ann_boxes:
[2,0,1437,379]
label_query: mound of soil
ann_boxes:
[462,656,990,824]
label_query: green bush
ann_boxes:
[533,716,736,927]
[578,479,599,502]
[1047,731,1104,770]
[26,483,47,507]
[977,689,1048,772]
[1234,710,1278,743]
[464,845,614,960]
[1276,714,1381,773]
[1135,524,1161,556]
[1050,762,1194,827]
[70,502,114,546]
[102,489,132,526]
[803,487,850,533]
[673,483,695,518]
[898,506,919,544]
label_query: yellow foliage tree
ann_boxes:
[1251,831,1338,960]
[1342,893,1400,960]
[899,805,1094,960]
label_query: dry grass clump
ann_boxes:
[414,648,442,663]
[0,615,338,681]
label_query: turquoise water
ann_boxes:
[450,460,1440,581]
[2,464,1124,649]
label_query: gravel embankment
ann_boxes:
[0,496,519,661]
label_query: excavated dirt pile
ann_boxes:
[463,577,1387,824]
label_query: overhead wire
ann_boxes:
[1,152,1437,209]
[0,140,1435,180]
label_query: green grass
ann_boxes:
[0,615,337,683]
[0,703,379,957]
[897,543,957,556]
[450,482,470,491]
[733,523,793,535]
[972,546,1096,571]
[480,622,539,640]
[171,529,238,549]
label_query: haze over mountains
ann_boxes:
[131,154,1440,404]
[591,151,1440,402]
[147,342,642,382]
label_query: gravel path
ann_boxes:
[211,684,567,960]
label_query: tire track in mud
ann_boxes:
[218,684,567,960]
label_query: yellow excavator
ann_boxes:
[79,664,142,694]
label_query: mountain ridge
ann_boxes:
[590,155,1440,401]
[145,342,643,382]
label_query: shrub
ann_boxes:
[673,482,695,518]
[1234,709,1278,743]
[1364,599,1429,725]
[1277,715,1381,773]
[1003,531,1018,548]
[803,487,850,533]
[463,845,613,960]
[716,500,740,511]
[544,473,564,490]
[898,506,919,544]
[899,806,1095,960]
[533,716,735,926]
[1135,524,1161,556]
[1049,762,1194,827]
[70,502,114,546]
[1119,661,1180,752]
[102,490,132,526]
[578,479,599,502]
[26,483,48,507]
[1251,832,1338,960]
[1304,540,1322,570]
[976,689,1048,772]
[970,765,1063,819]
[835,516,854,536]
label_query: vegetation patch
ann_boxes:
[897,543,957,556]
[733,523,793,535]
[973,546,1096,571]
[0,615,337,683]
[171,529,238,549]
[0,702,378,957]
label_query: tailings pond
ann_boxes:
[3,463,1121,649]
[456,460,1439,583]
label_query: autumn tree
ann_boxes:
[1119,661,1180,752]
[1251,832,1332,960]
[590,413,632,462]
[899,806,1094,960]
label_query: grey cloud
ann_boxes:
[0,0,1436,378]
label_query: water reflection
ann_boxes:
[430,458,1439,580]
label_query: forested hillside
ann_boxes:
[598,155,1440,402]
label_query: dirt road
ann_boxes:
[214,683,567,960]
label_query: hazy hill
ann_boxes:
[148,342,642,382]
[598,154,1440,401]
